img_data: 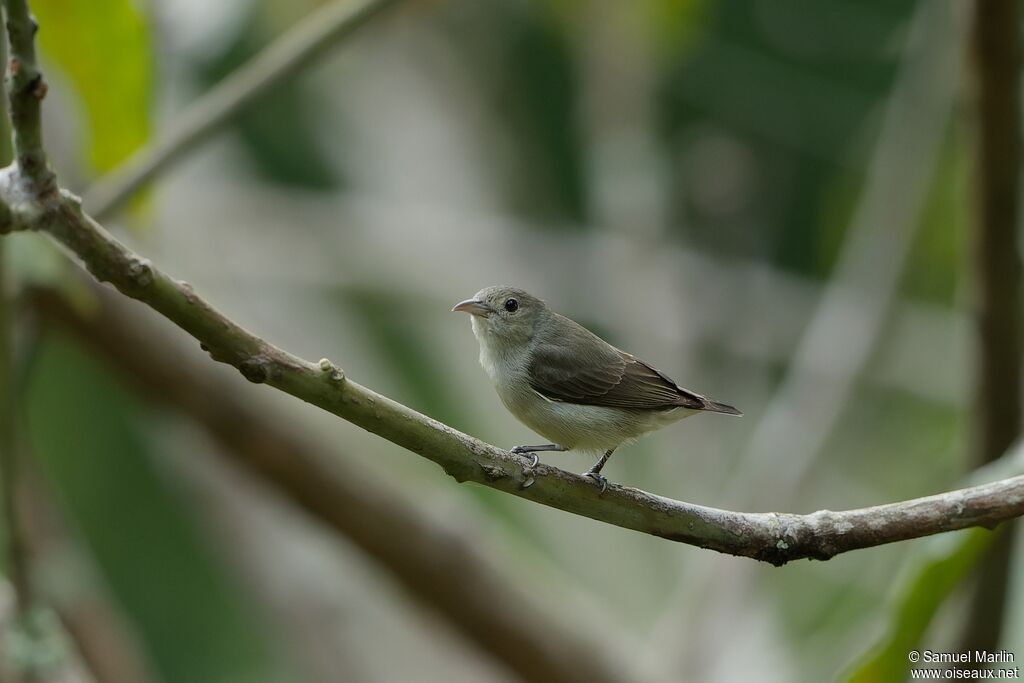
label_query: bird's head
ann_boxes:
[452,285,548,348]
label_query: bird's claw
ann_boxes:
[511,450,539,489]
[508,448,539,470]
[583,471,608,494]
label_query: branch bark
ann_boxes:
[1,0,49,190]
[83,0,400,220]
[3,188,1024,565]
[959,0,1022,660]
[2,0,1024,569]
[25,282,632,683]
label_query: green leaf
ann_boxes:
[840,528,994,683]
[32,0,151,172]
[902,132,966,305]
[24,333,280,683]
[645,0,710,55]
[840,447,1024,682]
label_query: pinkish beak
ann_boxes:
[451,299,493,317]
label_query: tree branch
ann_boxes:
[2,186,1023,564]
[25,282,632,683]
[2,0,1024,567]
[83,0,400,220]
[1,0,50,190]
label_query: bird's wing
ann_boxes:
[527,317,706,410]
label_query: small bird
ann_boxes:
[452,286,741,491]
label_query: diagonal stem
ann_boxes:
[1,0,49,189]
[84,0,401,220]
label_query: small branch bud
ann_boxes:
[29,76,45,100]
[125,257,153,289]
[179,281,197,304]
[479,463,509,481]
[239,356,277,384]
[318,357,345,384]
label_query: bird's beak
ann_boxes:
[451,298,493,317]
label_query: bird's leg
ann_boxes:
[509,443,566,469]
[582,449,615,493]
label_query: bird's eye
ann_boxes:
[504,298,519,313]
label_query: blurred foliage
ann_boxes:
[4,0,1008,681]
[657,0,916,272]
[341,288,462,427]
[842,529,993,683]
[903,134,968,306]
[2,606,76,680]
[25,334,281,683]
[437,2,588,224]
[643,0,710,55]
[826,386,962,504]
[32,0,150,173]
[197,2,341,191]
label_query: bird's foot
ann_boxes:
[583,471,608,494]
[510,449,540,489]
[510,445,537,457]
[508,447,540,469]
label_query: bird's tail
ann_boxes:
[703,400,743,416]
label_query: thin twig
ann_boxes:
[26,282,634,683]
[1,0,49,190]
[84,0,401,220]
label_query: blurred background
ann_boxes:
[1,0,1019,681]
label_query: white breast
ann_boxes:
[471,317,695,453]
